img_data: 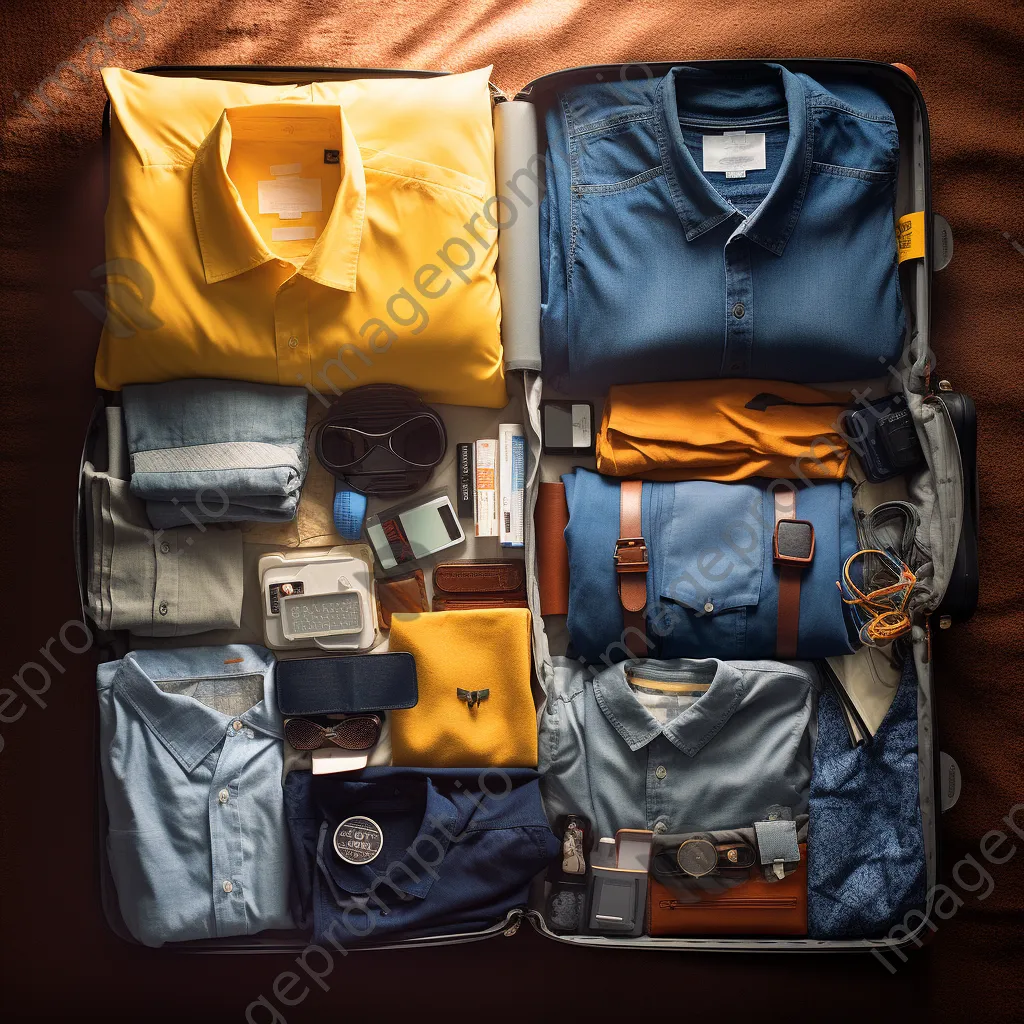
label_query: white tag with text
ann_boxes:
[257,177,323,219]
[703,130,766,179]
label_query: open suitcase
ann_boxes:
[76,58,974,957]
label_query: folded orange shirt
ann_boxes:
[596,381,851,482]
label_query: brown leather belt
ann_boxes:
[772,487,815,659]
[615,480,649,656]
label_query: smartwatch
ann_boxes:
[773,518,815,565]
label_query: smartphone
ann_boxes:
[365,492,465,571]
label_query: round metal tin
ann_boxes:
[332,815,384,865]
[676,837,718,877]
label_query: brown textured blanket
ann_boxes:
[1,1,1021,1019]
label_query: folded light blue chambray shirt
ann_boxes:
[540,63,905,393]
[97,645,294,946]
[539,656,819,840]
[122,379,308,529]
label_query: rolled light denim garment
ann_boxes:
[97,645,294,946]
[562,469,858,663]
[540,63,905,393]
[284,768,559,944]
[123,379,308,528]
[807,655,926,938]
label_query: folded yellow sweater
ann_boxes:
[388,608,537,767]
[597,380,851,482]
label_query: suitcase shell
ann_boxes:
[930,386,978,625]
[76,58,968,956]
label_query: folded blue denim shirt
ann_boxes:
[808,654,926,938]
[122,379,308,528]
[562,469,858,663]
[97,645,295,946]
[284,768,559,945]
[540,63,905,393]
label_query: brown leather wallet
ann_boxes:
[375,569,429,629]
[535,483,570,616]
[647,844,808,937]
[431,559,527,611]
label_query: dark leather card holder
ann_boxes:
[432,559,526,596]
[276,653,418,716]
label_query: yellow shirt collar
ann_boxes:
[191,103,366,291]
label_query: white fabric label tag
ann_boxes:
[702,130,766,179]
[270,162,302,177]
[272,226,317,241]
[257,177,323,219]
[571,403,592,449]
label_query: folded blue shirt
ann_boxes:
[284,768,559,945]
[97,645,294,946]
[562,469,858,662]
[541,63,905,393]
[122,379,308,528]
[808,655,927,938]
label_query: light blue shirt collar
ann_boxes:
[114,645,281,774]
[592,658,747,757]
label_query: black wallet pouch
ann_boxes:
[276,653,418,716]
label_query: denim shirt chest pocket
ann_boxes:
[646,481,766,658]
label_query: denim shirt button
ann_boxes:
[159,542,170,554]
[655,765,668,780]
[732,302,745,319]
[158,601,168,615]
[654,821,667,834]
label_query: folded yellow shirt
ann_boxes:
[96,68,505,408]
[388,609,537,768]
[597,380,851,482]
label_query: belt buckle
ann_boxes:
[614,537,649,575]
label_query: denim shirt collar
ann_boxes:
[116,645,282,774]
[656,64,812,255]
[592,659,747,757]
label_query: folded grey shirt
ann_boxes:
[84,406,243,637]
[122,379,308,529]
[539,656,819,839]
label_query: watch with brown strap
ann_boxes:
[772,488,815,659]
[615,480,649,656]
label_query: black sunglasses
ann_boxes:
[317,412,447,472]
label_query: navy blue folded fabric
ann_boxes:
[807,654,927,938]
[284,768,559,945]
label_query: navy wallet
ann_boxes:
[276,654,418,716]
